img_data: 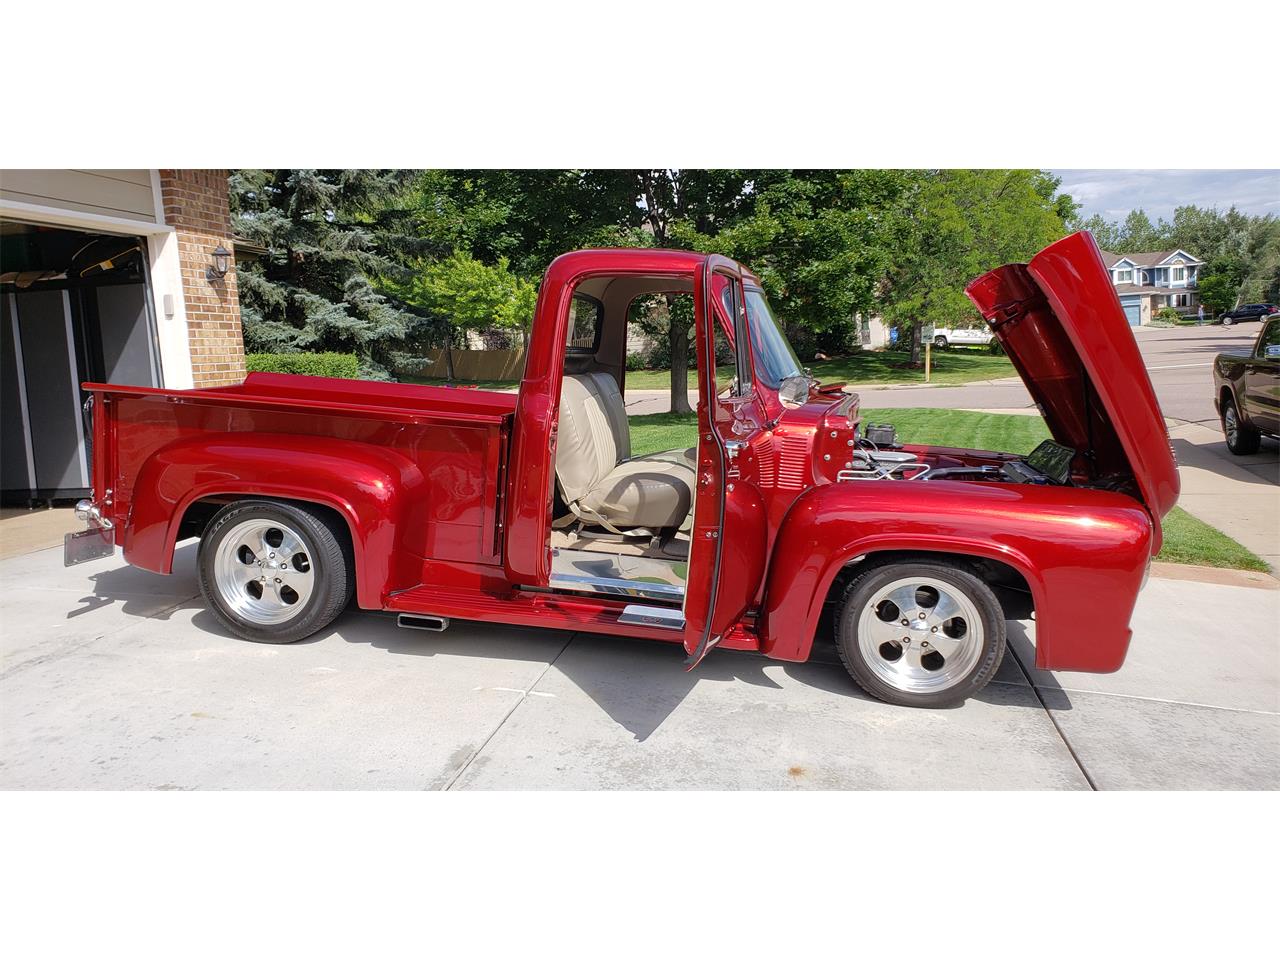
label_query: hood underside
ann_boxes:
[965,231,1179,518]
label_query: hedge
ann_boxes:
[244,352,360,379]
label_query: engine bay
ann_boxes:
[840,421,1079,487]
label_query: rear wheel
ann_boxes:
[198,500,353,643]
[1222,395,1261,455]
[933,335,948,349]
[835,559,1006,708]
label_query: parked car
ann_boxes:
[1214,316,1280,454]
[1219,303,1278,326]
[66,231,1178,709]
[926,326,994,348]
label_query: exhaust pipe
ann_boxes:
[397,613,449,632]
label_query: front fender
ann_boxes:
[760,480,1153,673]
[123,433,427,608]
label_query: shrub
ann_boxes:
[245,352,360,379]
[1155,307,1183,324]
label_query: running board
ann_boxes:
[618,604,685,631]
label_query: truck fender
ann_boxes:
[123,433,428,609]
[759,480,1153,673]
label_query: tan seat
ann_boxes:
[556,373,694,531]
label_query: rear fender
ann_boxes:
[123,433,428,608]
[760,480,1153,673]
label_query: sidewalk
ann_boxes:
[1167,421,1280,570]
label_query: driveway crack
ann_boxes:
[438,632,575,791]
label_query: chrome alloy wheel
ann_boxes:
[857,576,985,694]
[212,518,316,625]
[1224,403,1239,446]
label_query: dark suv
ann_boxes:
[1220,303,1279,326]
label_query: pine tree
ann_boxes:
[229,169,420,378]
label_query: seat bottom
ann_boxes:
[577,454,694,531]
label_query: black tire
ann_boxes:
[1222,315,1235,326]
[1221,394,1261,455]
[933,335,948,349]
[197,499,353,644]
[835,559,1006,708]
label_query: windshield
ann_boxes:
[743,288,804,389]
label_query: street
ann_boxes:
[0,540,1276,790]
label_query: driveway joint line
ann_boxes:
[988,678,1278,717]
[439,632,575,791]
[1004,649,1097,791]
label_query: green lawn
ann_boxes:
[628,407,1267,572]
[623,348,1014,390]
[400,347,1015,393]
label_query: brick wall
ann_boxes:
[158,170,245,387]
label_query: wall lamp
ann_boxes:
[207,245,232,281]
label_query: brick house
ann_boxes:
[1,169,246,503]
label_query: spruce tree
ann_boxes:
[229,169,419,378]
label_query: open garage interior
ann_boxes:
[2,220,161,504]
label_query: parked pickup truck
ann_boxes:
[925,326,994,348]
[1214,315,1280,454]
[67,231,1179,708]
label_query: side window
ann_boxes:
[1258,321,1280,359]
[716,276,752,397]
[567,294,603,355]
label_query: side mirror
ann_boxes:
[778,375,809,409]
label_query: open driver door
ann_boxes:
[683,256,768,667]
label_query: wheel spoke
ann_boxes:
[277,567,314,606]
[899,644,926,672]
[883,584,920,620]
[928,591,962,625]
[926,629,965,660]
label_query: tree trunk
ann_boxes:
[444,335,456,381]
[909,322,923,367]
[668,295,692,415]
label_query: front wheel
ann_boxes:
[1222,315,1235,326]
[1222,395,1261,455]
[198,500,353,643]
[835,560,1006,708]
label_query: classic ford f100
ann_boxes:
[67,230,1179,707]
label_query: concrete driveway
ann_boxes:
[2,542,1276,790]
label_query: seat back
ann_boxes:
[557,373,626,503]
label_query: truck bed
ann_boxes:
[83,373,517,591]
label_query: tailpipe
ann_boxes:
[397,613,449,632]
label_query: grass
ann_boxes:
[1152,507,1268,572]
[399,346,1015,393]
[628,407,1268,572]
[623,348,1015,390]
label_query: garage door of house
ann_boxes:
[1122,302,1141,326]
[1,222,161,503]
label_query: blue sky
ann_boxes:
[1051,169,1280,223]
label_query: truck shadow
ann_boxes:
[330,608,1069,742]
[72,547,1073,743]
[65,542,202,621]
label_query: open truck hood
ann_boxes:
[965,231,1179,518]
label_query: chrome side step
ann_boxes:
[548,547,688,603]
[618,604,685,631]
[398,613,450,632]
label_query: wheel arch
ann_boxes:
[761,537,1045,664]
[121,433,427,609]
[758,481,1152,672]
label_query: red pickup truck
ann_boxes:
[67,231,1178,708]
